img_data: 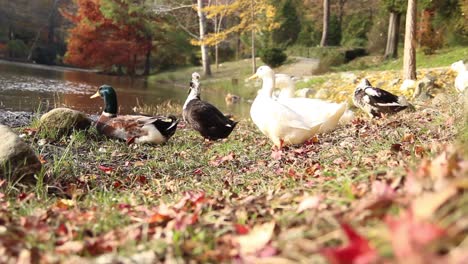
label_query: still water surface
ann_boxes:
[0,60,253,118]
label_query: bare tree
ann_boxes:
[250,0,256,73]
[403,0,417,80]
[320,0,330,47]
[197,0,212,76]
[151,1,212,76]
[384,12,401,59]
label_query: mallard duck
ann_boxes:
[248,67,323,148]
[258,66,349,133]
[183,72,238,140]
[90,85,178,144]
[450,60,467,93]
[353,79,411,118]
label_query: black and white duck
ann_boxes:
[90,85,178,144]
[183,72,238,140]
[353,79,411,118]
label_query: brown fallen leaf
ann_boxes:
[411,185,458,220]
[56,240,85,254]
[236,221,275,256]
[296,195,322,213]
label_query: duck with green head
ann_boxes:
[90,85,178,144]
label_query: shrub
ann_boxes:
[296,24,321,47]
[260,48,287,68]
[6,39,28,58]
[341,13,372,47]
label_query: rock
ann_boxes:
[400,79,417,92]
[39,108,92,138]
[295,88,315,98]
[0,110,34,127]
[315,88,330,99]
[413,75,436,100]
[0,125,41,183]
[340,72,358,84]
[390,78,401,87]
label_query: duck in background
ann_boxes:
[353,79,411,118]
[450,60,467,93]
[183,72,238,140]
[248,67,323,148]
[90,85,178,144]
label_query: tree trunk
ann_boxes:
[403,0,417,80]
[250,0,256,73]
[337,0,347,31]
[384,12,401,59]
[320,0,330,47]
[143,42,151,75]
[197,0,212,76]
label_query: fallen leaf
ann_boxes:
[56,241,85,254]
[411,185,458,220]
[55,199,75,210]
[297,195,322,213]
[320,223,379,264]
[98,165,114,174]
[236,221,275,256]
[386,210,445,261]
[234,224,250,235]
[271,149,283,160]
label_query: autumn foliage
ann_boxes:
[62,0,152,74]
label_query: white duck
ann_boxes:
[450,60,467,93]
[262,66,351,133]
[248,67,323,148]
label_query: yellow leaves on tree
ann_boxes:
[191,0,279,47]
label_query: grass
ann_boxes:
[333,46,468,72]
[0,82,466,262]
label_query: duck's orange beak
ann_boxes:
[90,91,100,99]
[247,73,258,81]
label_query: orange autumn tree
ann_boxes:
[62,0,154,75]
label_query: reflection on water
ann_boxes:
[0,60,253,118]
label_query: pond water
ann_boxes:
[0,60,254,119]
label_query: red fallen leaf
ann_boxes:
[17,192,34,202]
[113,181,122,189]
[137,175,147,184]
[320,223,379,264]
[385,210,445,260]
[287,168,296,178]
[234,224,250,235]
[98,165,114,174]
[117,203,132,210]
[193,168,204,175]
[56,223,68,237]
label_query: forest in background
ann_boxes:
[0,0,466,76]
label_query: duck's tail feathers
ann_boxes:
[154,115,178,138]
[339,109,355,125]
[397,96,410,106]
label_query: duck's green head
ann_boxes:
[90,85,118,115]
